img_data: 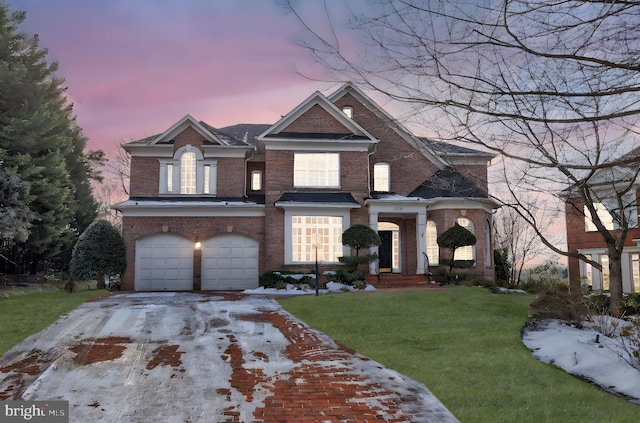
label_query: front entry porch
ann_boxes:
[366,196,432,277]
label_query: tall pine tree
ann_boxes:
[0,1,102,273]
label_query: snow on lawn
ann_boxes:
[523,318,640,404]
[243,281,377,295]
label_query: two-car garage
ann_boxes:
[134,233,259,291]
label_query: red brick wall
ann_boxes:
[282,104,351,134]
[129,157,159,197]
[217,157,246,196]
[120,215,264,290]
[455,164,490,192]
[565,194,640,284]
[334,93,442,195]
[173,127,204,150]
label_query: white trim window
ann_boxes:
[632,253,640,293]
[373,162,390,192]
[291,216,343,262]
[426,220,439,265]
[585,203,615,232]
[159,145,217,195]
[251,170,262,191]
[454,217,475,261]
[601,254,610,291]
[294,153,340,188]
[181,151,197,194]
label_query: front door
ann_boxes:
[378,230,392,272]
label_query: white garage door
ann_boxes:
[135,233,194,291]
[201,234,259,290]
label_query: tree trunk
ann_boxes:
[607,244,624,317]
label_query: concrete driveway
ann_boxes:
[0,292,458,422]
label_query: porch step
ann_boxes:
[365,273,439,289]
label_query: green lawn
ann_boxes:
[0,289,107,356]
[279,287,639,423]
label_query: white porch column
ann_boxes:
[416,209,427,275]
[369,211,379,275]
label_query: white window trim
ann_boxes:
[373,162,390,192]
[426,220,439,266]
[251,170,262,191]
[293,152,340,188]
[454,217,476,261]
[283,207,351,264]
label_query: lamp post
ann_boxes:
[315,241,319,296]
[312,233,319,296]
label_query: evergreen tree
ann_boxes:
[0,149,32,242]
[0,1,102,273]
[70,220,126,286]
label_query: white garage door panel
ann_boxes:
[201,234,259,290]
[135,234,194,291]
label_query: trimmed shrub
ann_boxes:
[529,284,587,325]
[70,220,126,289]
[259,271,283,289]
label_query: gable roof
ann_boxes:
[328,83,449,170]
[408,167,491,200]
[124,115,259,150]
[256,90,378,148]
[418,138,495,160]
[148,115,229,145]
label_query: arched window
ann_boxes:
[180,151,197,194]
[454,217,475,261]
[159,145,217,195]
[373,162,390,192]
[251,170,262,191]
[426,221,439,265]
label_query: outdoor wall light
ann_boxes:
[195,237,201,250]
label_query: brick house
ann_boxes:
[565,165,640,293]
[113,83,499,291]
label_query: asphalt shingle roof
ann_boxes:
[275,192,360,204]
[408,168,490,199]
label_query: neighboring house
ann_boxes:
[564,162,640,293]
[113,83,499,291]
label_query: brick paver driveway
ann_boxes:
[0,292,458,422]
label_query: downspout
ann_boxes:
[244,145,256,198]
[367,142,378,194]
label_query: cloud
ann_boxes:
[6,0,331,155]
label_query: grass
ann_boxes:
[279,286,639,423]
[0,288,107,356]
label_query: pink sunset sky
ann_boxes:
[6,0,360,157]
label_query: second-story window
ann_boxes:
[373,162,390,192]
[251,170,262,191]
[294,153,340,188]
[159,145,217,195]
[342,106,353,119]
[181,152,197,194]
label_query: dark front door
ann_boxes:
[378,230,392,272]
